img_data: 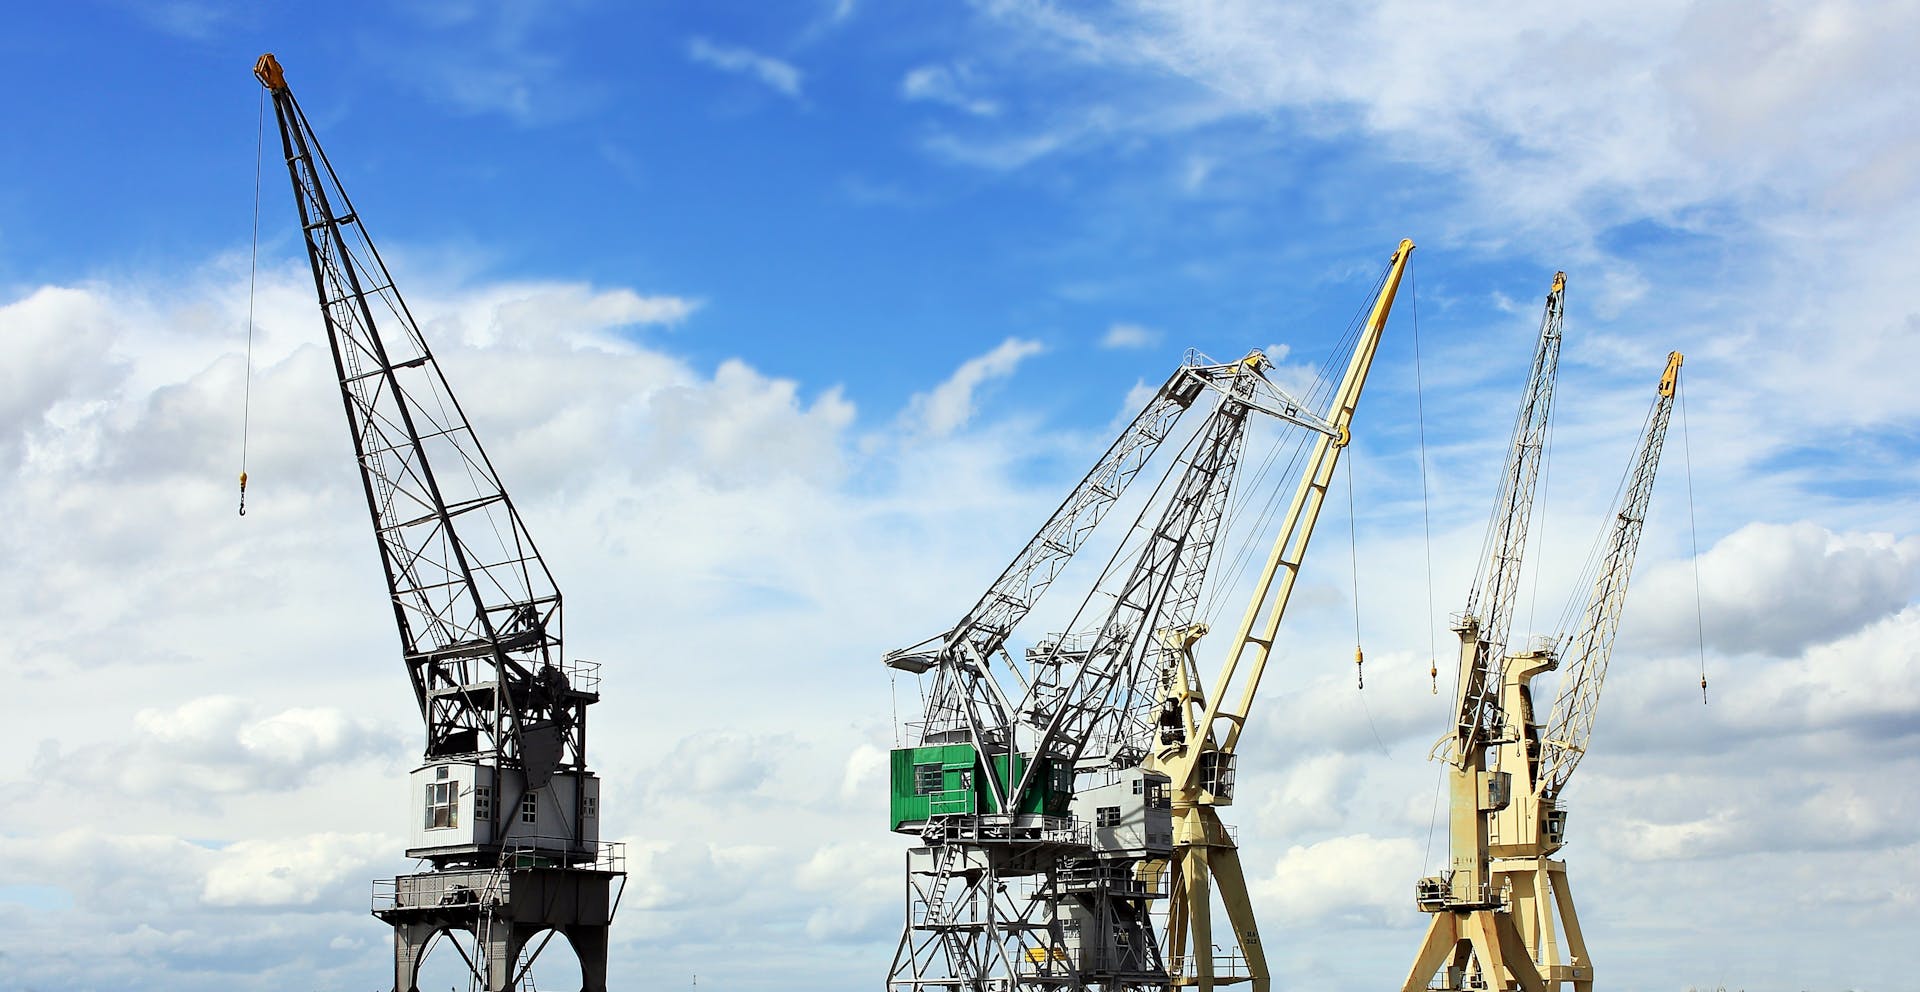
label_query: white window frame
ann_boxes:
[424,780,459,830]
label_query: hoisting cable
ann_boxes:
[1346,454,1364,690]
[238,86,264,517]
[1202,262,1382,628]
[1679,374,1708,704]
[1411,270,1440,695]
[1347,453,1391,759]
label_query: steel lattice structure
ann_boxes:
[886,352,1332,992]
[1403,280,1684,992]
[1535,353,1683,801]
[1454,273,1566,764]
[256,54,621,992]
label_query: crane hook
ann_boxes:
[1430,659,1438,695]
[1699,672,1708,704]
[238,471,248,516]
[1354,645,1364,690]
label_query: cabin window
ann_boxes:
[521,792,539,824]
[914,764,943,796]
[424,780,459,830]
[474,786,492,823]
[1096,806,1121,828]
[584,796,599,819]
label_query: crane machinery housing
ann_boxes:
[254,54,625,992]
[1402,272,1683,992]
[884,239,1414,992]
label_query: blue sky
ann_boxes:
[2,2,1917,991]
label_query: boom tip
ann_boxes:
[254,53,285,90]
[1659,351,1684,396]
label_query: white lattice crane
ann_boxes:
[884,238,1415,992]
[885,350,1327,991]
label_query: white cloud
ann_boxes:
[0,259,1077,990]
[687,37,804,100]
[1254,832,1422,926]
[904,337,1044,436]
[201,833,395,907]
[901,63,1000,116]
[1100,321,1159,349]
[989,1,1918,232]
[1631,521,1920,656]
[34,696,399,797]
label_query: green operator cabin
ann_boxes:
[889,745,1072,831]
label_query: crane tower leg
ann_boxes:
[1205,843,1268,992]
[1400,914,1458,992]
[1178,841,1213,988]
[1165,805,1269,990]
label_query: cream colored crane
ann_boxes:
[1145,238,1414,991]
[1402,350,1684,992]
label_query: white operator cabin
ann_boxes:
[1071,766,1174,858]
[408,761,601,859]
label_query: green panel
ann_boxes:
[889,745,1071,832]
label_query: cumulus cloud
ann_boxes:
[1254,832,1422,926]
[201,833,395,907]
[904,337,1044,436]
[33,696,399,798]
[0,250,1096,990]
[1632,521,1920,656]
[687,37,804,100]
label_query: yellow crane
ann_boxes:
[1402,347,1684,992]
[1145,238,1415,990]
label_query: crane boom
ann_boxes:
[1455,273,1565,761]
[1147,239,1414,992]
[1536,350,1683,800]
[1168,239,1414,785]
[257,55,567,767]
[1011,383,1258,797]
[890,359,1224,745]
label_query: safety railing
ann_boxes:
[1167,945,1252,983]
[499,838,626,873]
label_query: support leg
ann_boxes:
[482,923,532,992]
[1551,867,1592,992]
[1185,843,1215,989]
[566,926,610,992]
[1207,842,1269,992]
[1400,914,1459,992]
[391,922,438,992]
